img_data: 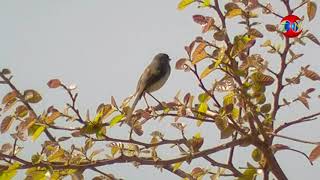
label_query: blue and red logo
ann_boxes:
[280,15,302,38]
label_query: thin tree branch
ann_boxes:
[275,112,320,133]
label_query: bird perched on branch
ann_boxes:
[126,53,171,135]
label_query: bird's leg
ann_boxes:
[146,92,164,108]
[143,93,150,109]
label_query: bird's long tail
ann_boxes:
[126,91,143,135]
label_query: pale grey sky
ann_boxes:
[0,0,319,179]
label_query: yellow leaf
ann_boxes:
[194,132,201,139]
[111,146,120,157]
[192,42,208,64]
[177,0,195,10]
[32,125,46,141]
[173,162,183,172]
[226,8,242,18]
[200,64,214,79]
[201,0,211,7]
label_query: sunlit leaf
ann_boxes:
[28,125,46,141]
[47,149,65,162]
[177,0,195,10]
[226,8,243,18]
[192,42,208,64]
[172,162,183,172]
[109,114,125,127]
[45,111,61,124]
[0,162,20,180]
[225,2,239,11]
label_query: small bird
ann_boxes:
[126,53,171,132]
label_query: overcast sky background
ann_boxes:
[0,0,319,179]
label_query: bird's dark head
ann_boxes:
[154,53,171,62]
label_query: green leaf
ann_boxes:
[201,0,211,7]
[200,64,214,79]
[238,166,257,180]
[23,89,42,104]
[0,162,20,180]
[220,126,234,139]
[251,148,262,162]
[223,92,235,106]
[215,116,228,131]
[198,93,210,103]
[260,103,271,113]
[177,0,195,10]
[109,114,125,127]
[28,125,46,141]
[48,149,65,162]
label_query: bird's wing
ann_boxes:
[136,67,150,94]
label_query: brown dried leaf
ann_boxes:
[213,30,226,41]
[111,96,118,109]
[1,116,15,134]
[302,68,320,81]
[265,24,277,32]
[47,79,61,88]
[298,96,309,109]
[307,1,317,21]
[248,28,263,38]
[306,33,320,46]
[309,145,320,162]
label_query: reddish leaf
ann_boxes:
[47,79,61,88]
[202,17,214,33]
[265,24,277,32]
[175,58,188,70]
[192,14,207,25]
[309,145,320,162]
